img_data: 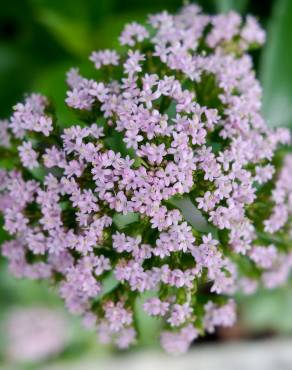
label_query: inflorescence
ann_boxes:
[1,5,292,354]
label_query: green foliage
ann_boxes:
[240,284,292,333]
[166,195,214,234]
[260,0,292,128]
[215,0,249,13]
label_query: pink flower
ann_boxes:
[143,298,169,316]
[18,141,39,169]
[90,49,120,69]
[119,22,149,46]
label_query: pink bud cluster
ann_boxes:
[0,5,292,354]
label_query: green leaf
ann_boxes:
[134,291,161,347]
[240,284,292,333]
[214,0,248,13]
[91,12,146,51]
[36,8,91,57]
[29,166,47,181]
[30,0,119,57]
[101,273,119,296]
[166,195,216,234]
[33,61,87,125]
[260,0,292,128]
[113,212,139,230]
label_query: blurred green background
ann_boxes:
[1,0,292,368]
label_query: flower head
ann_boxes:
[0,5,291,354]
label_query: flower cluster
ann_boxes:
[1,5,292,354]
